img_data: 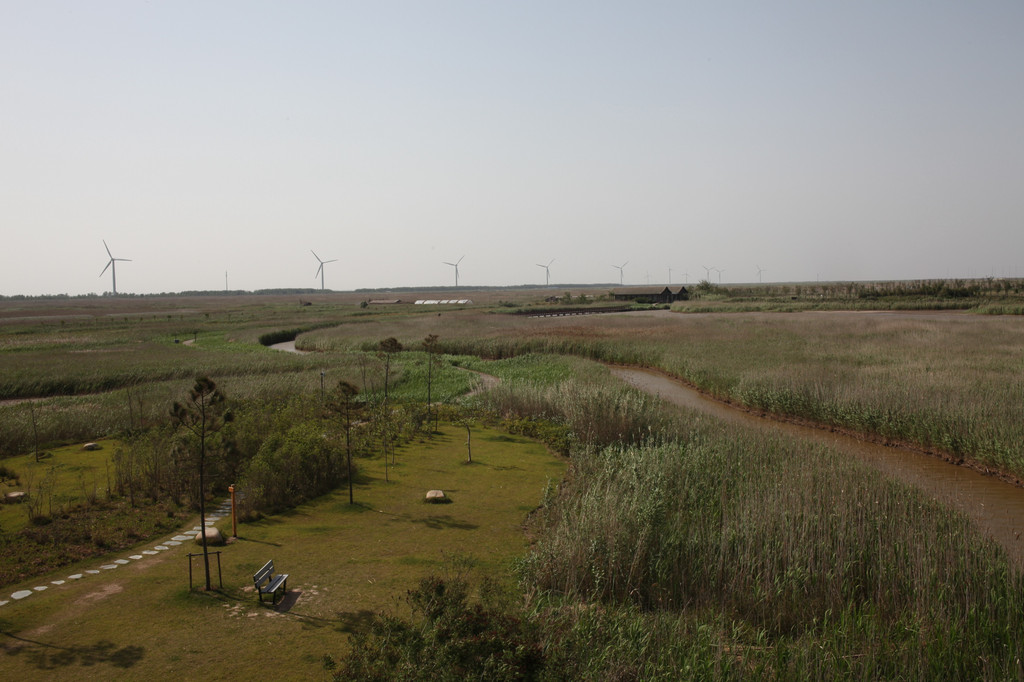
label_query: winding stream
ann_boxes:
[611,366,1024,568]
[270,333,1024,566]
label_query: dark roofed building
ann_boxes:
[610,286,688,303]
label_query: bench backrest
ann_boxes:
[253,560,275,586]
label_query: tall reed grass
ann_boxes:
[319,309,1024,479]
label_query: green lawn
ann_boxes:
[0,440,120,535]
[0,424,564,680]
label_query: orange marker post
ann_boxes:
[229,485,237,538]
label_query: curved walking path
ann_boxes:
[612,366,1024,568]
[0,500,231,609]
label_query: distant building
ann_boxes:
[610,286,688,303]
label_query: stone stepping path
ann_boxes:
[2,500,232,609]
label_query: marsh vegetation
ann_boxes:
[2,287,1024,678]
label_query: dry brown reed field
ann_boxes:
[306,308,1024,481]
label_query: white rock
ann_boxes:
[194,527,225,546]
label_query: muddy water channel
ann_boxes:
[611,366,1024,569]
[270,340,307,354]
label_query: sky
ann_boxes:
[2,1,1023,296]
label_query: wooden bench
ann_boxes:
[252,560,289,604]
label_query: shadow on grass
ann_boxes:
[410,515,478,531]
[2,632,144,670]
[335,609,378,634]
[234,536,282,547]
[262,590,342,629]
[459,458,522,471]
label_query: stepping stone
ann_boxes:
[172,535,191,541]
[100,565,118,570]
[114,559,130,565]
[51,580,65,586]
[154,545,168,551]
[11,590,33,600]
[142,550,158,555]
[165,540,181,546]
[183,530,199,536]
[86,570,100,574]
[0,600,8,607]
[192,526,203,531]
[68,574,83,580]
[33,586,48,591]
[129,555,143,560]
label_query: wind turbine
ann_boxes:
[756,265,767,283]
[612,261,628,286]
[99,240,131,295]
[311,251,337,291]
[443,255,464,287]
[702,265,713,281]
[714,267,725,284]
[536,259,555,286]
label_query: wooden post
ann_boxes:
[229,485,237,538]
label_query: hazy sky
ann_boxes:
[3,2,1023,296]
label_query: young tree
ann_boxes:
[171,376,232,591]
[378,337,403,401]
[328,380,362,505]
[457,413,475,464]
[29,403,41,463]
[422,334,440,434]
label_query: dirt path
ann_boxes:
[611,366,1024,568]
[462,368,499,397]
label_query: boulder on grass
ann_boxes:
[195,527,225,547]
[83,442,102,451]
[425,490,450,504]
[4,491,27,504]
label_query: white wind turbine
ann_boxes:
[536,259,555,286]
[756,265,767,283]
[612,261,628,286]
[99,240,131,295]
[312,251,338,291]
[443,255,464,287]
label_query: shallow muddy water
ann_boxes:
[269,340,307,354]
[611,366,1024,568]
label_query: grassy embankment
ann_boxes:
[673,276,1024,313]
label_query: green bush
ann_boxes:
[238,422,346,514]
